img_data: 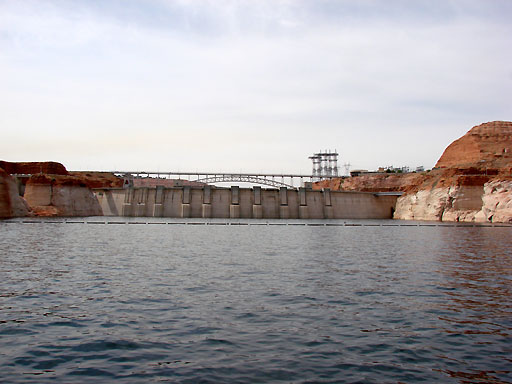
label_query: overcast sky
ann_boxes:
[1,0,511,174]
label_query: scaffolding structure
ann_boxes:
[309,150,339,180]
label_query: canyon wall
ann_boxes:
[24,174,103,217]
[0,168,30,218]
[313,121,512,223]
[394,121,512,223]
[0,162,117,218]
[435,120,512,169]
[394,180,512,223]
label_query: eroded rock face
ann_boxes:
[477,180,512,223]
[315,121,512,223]
[435,121,512,169]
[0,168,30,218]
[394,188,448,221]
[394,181,512,223]
[24,175,102,217]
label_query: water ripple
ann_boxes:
[0,220,511,383]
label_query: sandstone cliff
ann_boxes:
[0,161,114,218]
[435,121,512,169]
[0,161,68,175]
[313,121,512,223]
[0,168,30,218]
[394,121,512,223]
[24,174,103,217]
[393,179,512,223]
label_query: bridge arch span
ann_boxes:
[196,175,294,188]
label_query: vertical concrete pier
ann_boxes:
[252,186,262,219]
[279,187,289,219]
[230,186,240,218]
[122,188,134,216]
[299,187,308,219]
[181,186,191,218]
[153,186,164,217]
[323,188,333,219]
[136,188,148,217]
[202,185,212,218]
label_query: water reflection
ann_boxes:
[434,228,512,382]
[437,229,512,319]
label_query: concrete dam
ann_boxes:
[95,186,399,219]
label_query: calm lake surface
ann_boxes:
[1,218,511,383]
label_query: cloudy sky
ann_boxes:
[1,0,511,173]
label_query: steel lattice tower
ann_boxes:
[309,150,339,180]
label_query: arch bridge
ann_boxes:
[112,171,326,188]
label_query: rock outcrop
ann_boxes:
[0,168,30,218]
[0,161,68,175]
[0,161,115,218]
[394,180,512,223]
[435,121,512,169]
[24,174,103,217]
[313,121,512,223]
[478,180,512,222]
[394,184,486,222]
[394,121,512,223]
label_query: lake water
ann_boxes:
[1,218,511,383]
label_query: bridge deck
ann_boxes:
[112,171,333,188]
[112,171,319,178]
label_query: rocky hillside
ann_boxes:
[24,174,103,217]
[394,121,512,223]
[435,121,512,169]
[0,161,124,218]
[314,121,512,223]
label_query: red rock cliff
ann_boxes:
[435,121,512,169]
[24,174,103,217]
[313,121,512,223]
[0,161,121,218]
[395,121,512,223]
[0,168,30,218]
[0,161,68,175]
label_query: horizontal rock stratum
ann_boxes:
[435,121,512,169]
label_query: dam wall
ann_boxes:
[94,186,398,219]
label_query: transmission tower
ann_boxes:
[343,162,351,176]
[309,150,339,180]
